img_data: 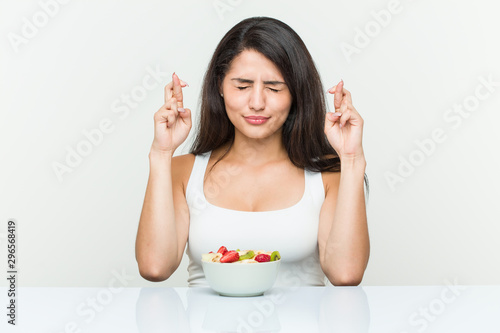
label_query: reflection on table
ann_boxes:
[2,285,499,332]
[136,286,370,332]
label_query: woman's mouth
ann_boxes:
[244,116,270,125]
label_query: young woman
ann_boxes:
[135,17,369,286]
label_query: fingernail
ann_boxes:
[333,112,342,116]
[178,108,185,113]
[327,85,336,93]
[339,123,343,129]
[180,80,189,87]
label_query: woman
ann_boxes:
[135,17,369,286]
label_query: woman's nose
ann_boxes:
[248,88,265,111]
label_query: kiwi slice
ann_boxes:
[238,250,255,261]
[270,251,281,261]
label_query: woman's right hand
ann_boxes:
[151,72,192,155]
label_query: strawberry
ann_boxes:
[254,254,271,262]
[217,246,228,255]
[220,250,240,263]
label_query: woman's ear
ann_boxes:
[218,80,224,97]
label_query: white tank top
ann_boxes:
[185,152,327,287]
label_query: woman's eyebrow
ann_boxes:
[230,78,286,85]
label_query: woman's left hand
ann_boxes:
[324,80,365,162]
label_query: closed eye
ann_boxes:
[237,86,280,92]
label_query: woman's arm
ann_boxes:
[135,152,191,282]
[320,79,369,285]
[318,158,369,285]
[135,72,192,281]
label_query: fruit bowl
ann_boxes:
[202,260,281,297]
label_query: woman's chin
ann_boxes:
[234,125,283,142]
[237,130,276,142]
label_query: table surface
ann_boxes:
[1,285,499,332]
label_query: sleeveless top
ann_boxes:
[185,152,327,287]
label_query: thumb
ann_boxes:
[178,107,192,126]
[324,112,339,131]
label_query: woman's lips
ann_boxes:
[244,116,270,125]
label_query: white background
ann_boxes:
[1,0,499,288]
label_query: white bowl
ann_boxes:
[202,260,281,297]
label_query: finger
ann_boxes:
[333,80,344,110]
[154,108,176,128]
[164,96,177,110]
[327,84,337,94]
[339,101,350,127]
[178,107,192,128]
[327,82,343,94]
[166,98,180,128]
[168,97,186,114]
[342,106,363,128]
[328,85,353,106]
[162,97,180,125]
[164,81,173,104]
[166,111,177,128]
[325,113,335,132]
[325,112,341,131]
[169,97,180,116]
[342,88,353,105]
[172,72,184,108]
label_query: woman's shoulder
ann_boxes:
[172,153,196,166]
[172,153,197,187]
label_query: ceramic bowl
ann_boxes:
[202,260,281,297]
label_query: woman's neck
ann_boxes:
[223,130,288,166]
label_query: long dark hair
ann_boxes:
[191,16,340,173]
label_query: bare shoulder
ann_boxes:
[172,153,196,192]
[172,153,196,167]
[321,171,341,197]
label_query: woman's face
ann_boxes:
[220,49,293,141]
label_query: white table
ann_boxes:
[1,285,499,332]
